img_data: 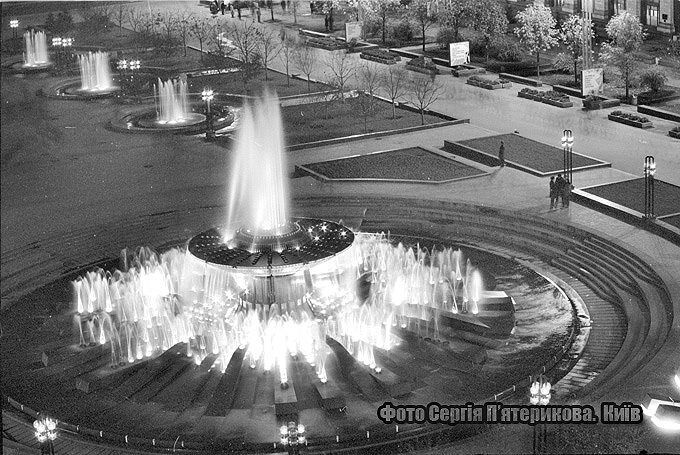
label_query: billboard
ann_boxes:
[582,68,604,96]
[345,22,362,42]
[449,41,470,67]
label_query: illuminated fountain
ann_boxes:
[154,78,205,126]
[78,51,116,93]
[22,30,50,69]
[72,91,511,389]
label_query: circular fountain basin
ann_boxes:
[8,60,54,74]
[111,103,235,134]
[54,80,121,99]
[136,112,206,129]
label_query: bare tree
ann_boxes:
[228,21,263,92]
[256,26,281,81]
[190,17,215,62]
[381,65,408,119]
[126,8,147,36]
[408,75,444,125]
[279,31,298,87]
[229,21,261,65]
[176,11,194,57]
[112,3,128,36]
[324,50,356,102]
[155,10,180,55]
[293,42,316,92]
[356,63,382,132]
[291,0,300,25]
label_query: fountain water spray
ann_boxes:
[23,30,49,67]
[72,91,492,386]
[155,78,191,124]
[79,51,114,92]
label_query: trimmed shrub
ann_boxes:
[639,69,668,92]
[391,20,414,44]
[490,36,522,62]
[436,28,458,50]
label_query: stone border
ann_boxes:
[637,104,680,123]
[442,138,610,177]
[289,118,468,152]
[296,146,490,184]
[607,112,654,129]
[499,72,542,87]
[572,186,680,246]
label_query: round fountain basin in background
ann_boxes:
[136,112,206,129]
[54,80,121,99]
[110,103,235,134]
[8,60,54,74]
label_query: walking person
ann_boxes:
[237,3,242,19]
[256,6,262,22]
[498,140,505,167]
[220,0,226,15]
[229,3,235,17]
[549,176,558,210]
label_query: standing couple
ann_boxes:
[550,174,573,209]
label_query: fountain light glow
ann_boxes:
[72,91,500,387]
[155,78,191,124]
[23,30,49,67]
[79,51,114,92]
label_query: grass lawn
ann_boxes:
[581,178,680,217]
[657,101,680,115]
[662,214,680,229]
[456,134,606,174]
[302,147,484,181]
[281,97,446,145]
[186,64,330,98]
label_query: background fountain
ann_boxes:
[153,78,205,127]
[78,51,116,93]
[22,30,50,68]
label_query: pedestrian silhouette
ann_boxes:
[549,176,557,209]
[498,141,505,167]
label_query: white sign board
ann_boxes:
[449,41,470,67]
[582,68,604,96]
[345,22,362,42]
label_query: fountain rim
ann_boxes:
[186,217,356,277]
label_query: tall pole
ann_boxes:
[644,156,655,219]
[562,130,574,185]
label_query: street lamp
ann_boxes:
[201,88,215,140]
[561,130,574,186]
[529,375,551,455]
[33,414,57,455]
[644,156,656,219]
[280,421,306,454]
[10,19,19,39]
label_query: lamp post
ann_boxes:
[280,421,306,455]
[529,375,551,455]
[561,129,574,186]
[33,414,57,455]
[201,88,215,140]
[10,19,19,39]
[644,156,656,219]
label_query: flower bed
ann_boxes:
[451,65,485,77]
[360,48,401,65]
[307,37,348,51]
[608,110,654,129]
[466,75,512,90]
[406,57,440,76]
[518,88,573,108]
[669,126,680,139]
[582,95,621,110]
